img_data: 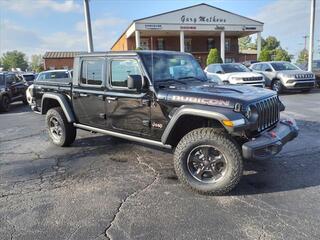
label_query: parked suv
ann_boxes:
[250,61,315,93]
[204,63,265,87]
[0,72,28,112]
[28,51,298,195]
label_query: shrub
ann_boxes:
[206,48,223,66]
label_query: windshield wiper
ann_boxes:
[157,78,187,85]
[177,76,207,82]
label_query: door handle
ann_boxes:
[106,96,117,101]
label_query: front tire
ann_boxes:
[174,128,243,195]
[271,79,283,93]
[0,95,10,112]
[46,107,76,147]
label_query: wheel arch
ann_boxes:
[161,105,241,147]
[41,93,75,123]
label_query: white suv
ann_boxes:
[250,61,315,93]
[204,63,265,87]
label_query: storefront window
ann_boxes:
[140,38,149,50]
[207,38,215,51]
[157,38,165,50]
[225,38,231,52]
[225,58,235,63]
[185,38,192,52]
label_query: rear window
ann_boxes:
[37,71,70,81]
[47,71,69,79]
[23,74,35,81]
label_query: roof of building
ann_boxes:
[43,51,85,59]
[134,3,264,25]
[111,3,264,49]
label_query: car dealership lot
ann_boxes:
[1,90,320,240]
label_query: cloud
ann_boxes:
[0,15,128,59]
[0,0,81,14]
[75,16,128,32]
[253,0,320,58]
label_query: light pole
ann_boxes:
[83,0,94,53]
[308,0,316,71]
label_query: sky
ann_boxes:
[0,0,319,61]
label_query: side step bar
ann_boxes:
[73,123,172,149]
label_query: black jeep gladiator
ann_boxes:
[0,72,29,112]
[28,51,298,195]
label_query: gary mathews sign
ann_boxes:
[181,15,226,24]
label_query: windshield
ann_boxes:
[140,52,207,83]
[0,75,4,85]
[23,74,35,81]
[271,62,299,71]
[221,64,250,73]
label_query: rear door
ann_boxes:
[72,58,107,129]
[105,57,151,137]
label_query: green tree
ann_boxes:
[1,50,28,71]
[258,49,271,61]
[239,36,252,51]
[30,54,44,72]
[206,48,222,65]
[262,36,280,51]
[274,48,291,61]
[296,49,308,64]
[239,36,256,51]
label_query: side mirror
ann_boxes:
[265,68,273,72]
[127,75,143,91]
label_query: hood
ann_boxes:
[157,82,275,109]
[223,72,262,79]
[277,70,314,76]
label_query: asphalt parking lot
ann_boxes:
[1,89,320,240]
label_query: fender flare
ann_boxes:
[41,92,75,122]
[161,105,244,144]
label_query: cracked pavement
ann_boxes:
[1,90,320,240]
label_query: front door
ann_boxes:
[72,58,107,129]
[106,58,151,136]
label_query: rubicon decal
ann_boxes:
[171,95,231,107]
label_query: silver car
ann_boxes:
[250,61,315,93]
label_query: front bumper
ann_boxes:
[242,117,299,160]
[284,79,315,89]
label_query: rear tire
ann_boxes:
[46,107,76,147]
[174,128,243,195]
[0,95,10,112]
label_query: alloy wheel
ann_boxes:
[187,145,228,183]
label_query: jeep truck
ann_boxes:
[28,51,298,195]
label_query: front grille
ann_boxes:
[243,76,263,81]
[295,74,314,79]
[254,96,280,132]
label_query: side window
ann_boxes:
[252,64,261,71]
[110,59,141,88]
[37,73,45,81]
[6,75,14,84]
[261,64,271,71]
[81,60,103,86]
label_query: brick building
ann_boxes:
[43,52,84,70]
[111,3,263,66]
